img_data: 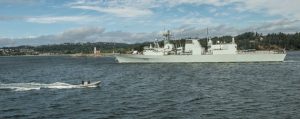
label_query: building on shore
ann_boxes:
[93,47,101,56]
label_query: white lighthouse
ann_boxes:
[94,47,97,54]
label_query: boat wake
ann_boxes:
[0,82,84,91]
[284,60,300,63]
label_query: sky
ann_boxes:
[0,0,300,47]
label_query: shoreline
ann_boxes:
[0,53,118,57]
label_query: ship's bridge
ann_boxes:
[185,39,204,55]
[208,37,237,55]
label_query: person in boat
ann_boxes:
[88,80,90,84]
[82,80,84,85]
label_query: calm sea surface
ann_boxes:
[1,52,300,119]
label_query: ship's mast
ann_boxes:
[113,42,115,54]
[163,30,171,40]
[163,30,171,44]
[206,28,209,44]
[206,28,210,51]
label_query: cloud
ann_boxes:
[171,17,215,26]
[67,0,232,18]
[170,25,236,39]
[163,0,235,7]
[71,6,153,17]
[156,0,300,20]
[100,31,156,43]
[68,0,300,20]
[234,0,300,19]
[54,27,155,43]
[2,18,300,47]
[65,0,300,30]
[252,19,300,34]
[25,16,95,24]
[0,27,156,47]
[170,19,300,38]
[0,0,42,4]
[0,16,24,21]
[0,38,16,47]
[68,0,154,17]
[214,12,229,17]
[56,27,105,42]
[0,15,101,24]
[1,27,106,47]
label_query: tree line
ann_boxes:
[207,32,300,50]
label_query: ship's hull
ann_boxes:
[115,53,286,63]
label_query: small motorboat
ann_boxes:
[80,81,101,87]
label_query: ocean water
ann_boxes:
[0,52,300,119]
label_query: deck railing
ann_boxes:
[238,50,286,54]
